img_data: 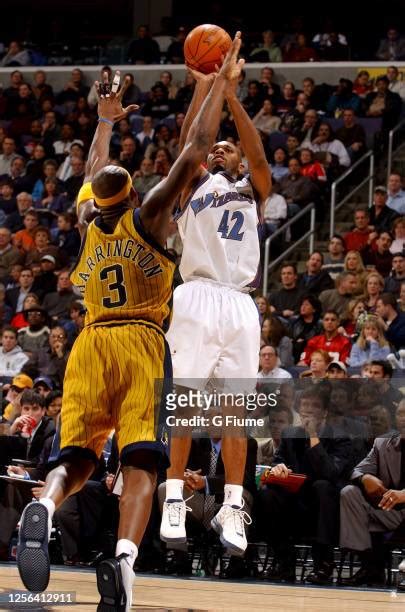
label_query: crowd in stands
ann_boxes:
[1,54,405,588]
[3,23,405,66]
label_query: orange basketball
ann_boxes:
[184,24,232,74]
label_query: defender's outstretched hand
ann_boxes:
[95,70,139,123]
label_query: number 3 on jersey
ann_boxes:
[100,264,127,308]
[217,210,245,241]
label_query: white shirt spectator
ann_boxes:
[257,367,292,379]
[387,189,405,215]
[308,139,351,168]
[0,345,28,378]
[0,153,18,176]
[136,128,155,147]
[263,193,287,224]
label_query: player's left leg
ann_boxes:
[210,290,259,555]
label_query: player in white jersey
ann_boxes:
[161,37,272,555]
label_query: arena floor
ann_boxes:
[1,565,405,611]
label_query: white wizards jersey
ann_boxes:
[176,171,261,290]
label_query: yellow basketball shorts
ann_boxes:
[59,320,171,465]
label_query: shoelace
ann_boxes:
[166,495,193,527]
[222,502,252,536]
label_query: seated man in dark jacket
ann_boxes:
[339,399,405,587]
[257,384,354,584]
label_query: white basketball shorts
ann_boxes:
[166,279,260,391]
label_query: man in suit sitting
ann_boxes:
[158,436,257,576]
[339,399,405,586]
[257,383,354,584]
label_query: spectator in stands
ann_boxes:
[121,73,141,108]
[159,71,178,100]
[384,252,405,295]
[344,208,371,251]
[136,116,155,152]
[249,30,282,63]
[339,400,405,587]
[335,109,367,162]
[319,271,359,318]
[52,124,75,162]
[299,149,327,186]
[152,147,172,177]
[174,72,195,113]
[289,295,323,363]
[261,316,293,367]
[390,217,405,255]
[361,230,394,277]
[242,80,264,119]
[35,178,68,225]
[312,19,348,54]
[13,210,39,254]
[0,41,30,67]
[31,254,57,297]
[257,344,292,380]
[256,404,293,465]
[142,82,173,120]
[322,235,346,279]
[270,148,289,182]
[300,349,332,379]
[299,308,352,366]
[387,172,405,215]
[320,32,350,61]
[31,70,54,105]
[299,109,321,147]
[57,68,89,106]
[132,157,160,202]
[45,389,62,424]
[2,156,34,195]
[375,27,405,61]
[365,75,402,131]
[259,385,352,585]
[0,325,29,382]
[259,66,281,102]
[255,295,272,324]
[0,137,17,176]
[386,65,405,100]
[128,25,160,64]
[166,26,187,64]
[279,92,309,136]
[276,82,297,116]
[369,186,399,233]
[367,360,402,418]
[262,190,287,237]
[23,325,69,388]
[54,213,80,261]
[284,33,318,62]
[326,360,348,379]
[376,292,405,350]
[298,252,334,295]
[353,70,373,98]
[0,228,23,282]
[362,271,385,312]
[0,181,16,218]
[285,135,301,160]
[63,157,85,203]
[399,282,405,312]
[301,77,329,112]
[348,316,391,367]
[33,376,54,398]
[269,263,304,321]
[6,268,37,315]
[10,293,39,329]
[308,122,351,174]
[276,158,319,218]
[41,111,61,154]
[326,79,362,117]
[252,99,281,137]
[0,282,12,324]
[343,251,367,294]
[340,298,367,342]
[25,226,60,267]
[17,305,50,356]
[41,270,76,320]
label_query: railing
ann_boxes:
[329,150,374,238]
[387,118,405,180]
[262,203,316,297]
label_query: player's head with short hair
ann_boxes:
[91,165,138,214]
[207,141,243,177]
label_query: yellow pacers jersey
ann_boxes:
[71,208,175,330]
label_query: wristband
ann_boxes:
[98,117,114,127]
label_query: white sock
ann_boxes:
[165,479,184,501]
[223,484,243,507]
[39,498,55,539]
[116,539,137,612]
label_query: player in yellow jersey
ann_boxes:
[17,36,244,611]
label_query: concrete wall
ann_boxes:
[1,61,404,93]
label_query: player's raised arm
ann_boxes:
[178,70,216,154]
[225,74,272,212]
[76,71,139,232]
[141,33,243,246]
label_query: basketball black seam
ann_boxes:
[193,34,226,64]
[193,28,206,59]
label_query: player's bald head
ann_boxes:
[92,165,130,200]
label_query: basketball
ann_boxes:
[184,24,232,74]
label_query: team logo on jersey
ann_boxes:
[189,190,252,216]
